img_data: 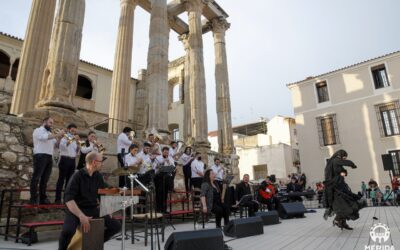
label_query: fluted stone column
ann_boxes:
[108,0,137,134]
[212,18,234,155]
[179,33,192,142]
[10,0,56,115]
[146,0,169,133]
[186,0,209,148]
[36,0,85,112]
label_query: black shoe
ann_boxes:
[342,221,353,230]
[40,199,51,205]
[323,208,332,220]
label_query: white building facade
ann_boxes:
[288,51,400,190]
[209,116,300,180]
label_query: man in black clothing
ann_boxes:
[235,174,258,216]
[58,152,121,250]
[286,176,303,202]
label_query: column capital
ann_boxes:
[184,0,209,13]
[120,0,138,7]
[178,33,190,50]
[211,17,230,34]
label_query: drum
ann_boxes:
[67,218,104,250]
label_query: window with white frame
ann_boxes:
[371,64,390,89]
[316,81,329,103]
[375,101,400,137]
[316,114,340,146]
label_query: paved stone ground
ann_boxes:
[1,207,399,250]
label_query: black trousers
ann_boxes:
[191,177,203,189]
[241,200,259,216]
[58,207,121,250]
[55,156,76,201]
[117,153,127,188]
[155,173,169,213]
[215,180,223,192]
[183,163,191,192]
[212,202,230,228]
[30,154,53,202]
[260,197,280,211]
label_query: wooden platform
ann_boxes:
[1,207,399,250]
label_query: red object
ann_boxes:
[392,177,399,191]
[168,210,193,215]
[22,220,64,228]
[259,184,276,200]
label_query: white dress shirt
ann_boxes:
[80,141,98,154]
[124,153,141,167]
[32,126,57,155]
[211,164,224,181]
[153,155,175,173]
[191,159,205,178]
[117,133,131,154]
[169,147,177,158]
[137,151,153,174]
[179,153,192,166]
[59,136,78,158]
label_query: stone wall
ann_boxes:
[0,90,12,115]
[0,115,34,189]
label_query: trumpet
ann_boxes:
[93,140,106,153]
[63,133,75,143]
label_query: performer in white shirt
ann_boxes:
[211,158,224,191]
[30,117,64,204]
[191,152,205,189]
[55,123,80,204]
[124,144,141,168]
[169,141,178,159]
[117,127,133,187]
[136,142,154,174]
[153,147,176,212]
[77,131,98,170]
[178,146,193,192]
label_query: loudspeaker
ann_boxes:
[278,202,306,219]
[223,217,264,238]
[164,229,224,250]
[255,210,280,225]
[381,154,394,171]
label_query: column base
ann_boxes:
[36,100,78,113]
[21,106,87,129]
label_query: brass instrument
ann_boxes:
[78,140,87,147]
[93,140,106,153]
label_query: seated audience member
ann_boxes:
[286,176,303,202]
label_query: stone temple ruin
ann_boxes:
[0,0,239,191]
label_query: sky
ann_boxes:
[1,0,400,131]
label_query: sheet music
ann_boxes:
[100,195,139,217]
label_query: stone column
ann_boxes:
[10,0,56,115]
[134,69,148,131]
[212,18,234,155]
[108,0,137,134]
[179,33,192,142]
[146,0,170,133]
[36,0,85,112]
[185,0,209,149]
